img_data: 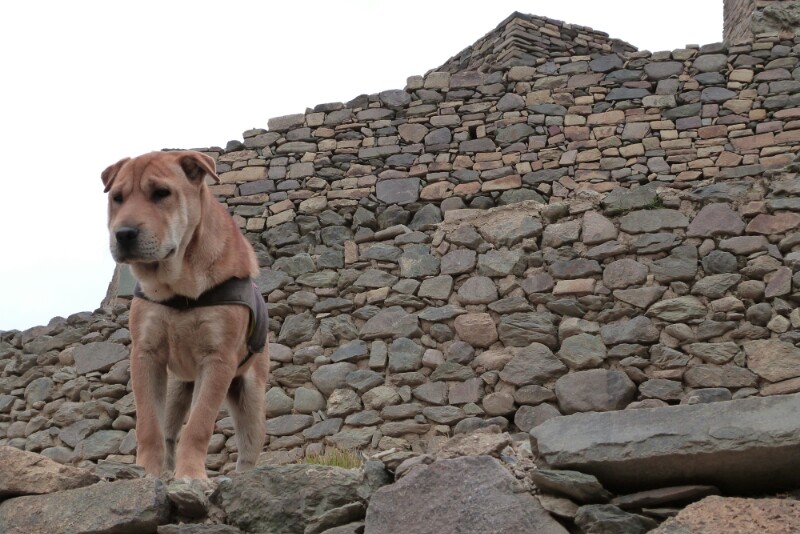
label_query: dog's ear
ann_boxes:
[179,151,220,185]
[101,157,130,193]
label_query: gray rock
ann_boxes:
[266,387,295,417]
[651,245,698,283]
[346,370,384,394]
[399,247,440,278]
[72,342,129,375]
[0,478,169,534]
[360,307,420,340]
[218,464,369,534]
[744,339,800,382]
[555,370,636,414]
[600,316,660,345]
[294,387,326,414]
[457,276,498,305]
[531,393,800,493]
[478,214,542,247]
[440,249,477,275]
[355,270,399,289]
[376,178,420,205]
[364,456,568,534]
[701,250,738,274]
[266,414,314,436]
[514,404,561,431]
[693,53,728,72]
[603,259,648,289]
[498,313,558,348]
[619,209,689,233]
[477,250,525,277]
[0,447,99,497]
[687,203,745,237]
[646,296,707,322]
[327,389,362,417]
[278,312,318,346]
[312,363,358,396]
[388,338,423,373]
[531,469,612,503]
[691,274,741,299]
[330,340,369,363]
[499,343,567,385]
[603,184,659,213]
[73,430,126,460]
[417,275,453,300]
[644,61,684,80]
[640,379,684,401]
[684,365,758,388]
[575,504,657,534]
[558,333,607,370]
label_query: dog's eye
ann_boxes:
[112,193,123,203]
[152,188,171,200]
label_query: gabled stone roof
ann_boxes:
[433,11,638,74]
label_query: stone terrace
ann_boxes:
[2,12,800,476]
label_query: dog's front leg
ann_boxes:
[174,357,237,480]
[131,346,168,476]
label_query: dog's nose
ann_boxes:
[115,226,139,247]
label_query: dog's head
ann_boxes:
[102,150,220,264]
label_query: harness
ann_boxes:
[133,277,268,368]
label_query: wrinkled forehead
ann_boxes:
[117,153,183,186]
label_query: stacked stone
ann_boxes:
[434,11,637,74]
[2,14,800,472]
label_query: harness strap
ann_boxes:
[133,277,268,367]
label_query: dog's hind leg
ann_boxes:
[227,353,268,471]
[164,379,194,472]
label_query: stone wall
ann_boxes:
[2,15,800,474]
[725,0,800,44]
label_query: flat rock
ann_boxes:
[744,339,800,382]
[364,456,567,534]
[0,478,169,534]
[555,369,636,414]
[575,504,657,534]
[531,393,800,493]
[0,447,99,497]
[619,209,689,233]
[611,485,719,510]
[218,464,371,534]
[72,342,129,375]
[649,495,800,534]
[686,203,745,237]
[531,469,612,504]
[360,307,420,340]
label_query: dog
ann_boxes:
[102,150,269,480]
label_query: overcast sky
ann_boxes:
[0,1,722,331]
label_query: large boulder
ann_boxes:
[0,478,169,534]
[216,463,383,534]
[530,393,800,493]
[364,455,567,533]
[0,447,99,497]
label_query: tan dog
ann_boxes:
[101,150,269,480]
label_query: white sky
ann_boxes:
[0,1,722,331]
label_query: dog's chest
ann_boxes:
[130,300,250,381]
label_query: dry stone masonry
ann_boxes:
[2,9,800,534]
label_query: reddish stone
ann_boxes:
[746,213,800,234]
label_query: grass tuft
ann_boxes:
[301,448,364,469]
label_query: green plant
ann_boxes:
[301,448,364,469]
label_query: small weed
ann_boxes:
[301,448,364,469]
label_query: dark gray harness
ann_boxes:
[133,277,268,368]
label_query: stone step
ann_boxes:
[530,393,800,493]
